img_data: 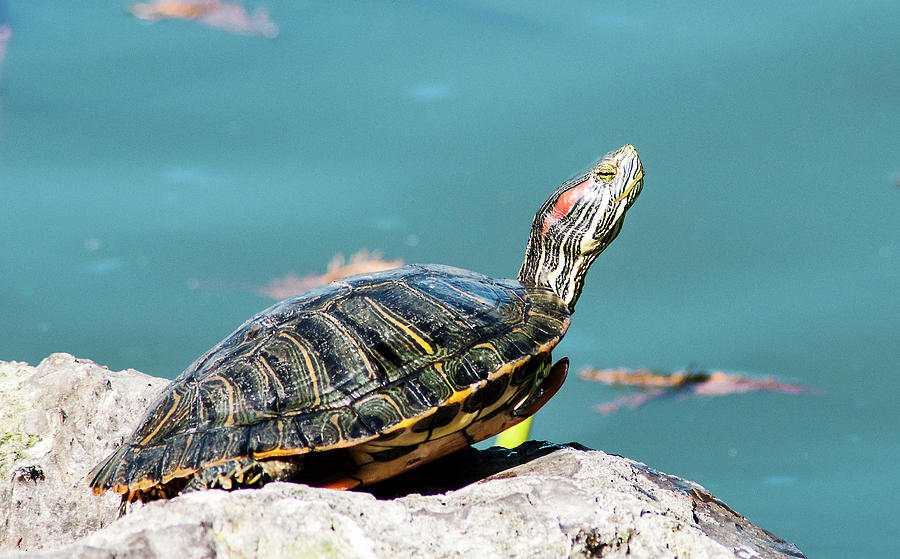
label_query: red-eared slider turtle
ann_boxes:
[89,145,644,503]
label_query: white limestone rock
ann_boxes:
[0,355,805,559]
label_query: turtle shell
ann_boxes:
[89,264,570,499]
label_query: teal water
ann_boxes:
[1,2,898,556]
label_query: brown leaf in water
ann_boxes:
[254,251,403,299]
[129,0,278,37]
[580,367,822,415]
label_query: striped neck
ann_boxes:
[518,220,624,312]
[517,145,643,313]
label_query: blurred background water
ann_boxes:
[1,2,898,556]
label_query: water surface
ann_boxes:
[1,3,898,556]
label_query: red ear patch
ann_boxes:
[541,177,590,234]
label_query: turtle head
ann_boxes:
[518,144,643,313]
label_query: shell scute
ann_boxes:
[410,403,461,433]
[461,375,510,414]
[294,406,373,449]
[406,364,457,404]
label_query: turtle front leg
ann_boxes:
[182,458,270,493]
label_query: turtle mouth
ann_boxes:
[614,175,641,204]
[613,147,644,205]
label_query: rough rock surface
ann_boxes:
[0,354,806,559]
[0,355,169,551]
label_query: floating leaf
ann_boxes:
[254,250,403,299]
[129,1,279,38]
[580,367,822,415]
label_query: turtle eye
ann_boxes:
[595,164,616,181]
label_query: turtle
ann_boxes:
[88,144,644,503]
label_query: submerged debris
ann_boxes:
[0,21,10,82]
[580,367,822,414]
[129,0,279,38]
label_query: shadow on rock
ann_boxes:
[363,440,588,499]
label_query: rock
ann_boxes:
[0,354,169,552]
[0,355,806,559]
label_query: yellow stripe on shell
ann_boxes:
[206,374,235,427]
[276,331,322,408]
[365,297,435,355]
[138,390,182,446]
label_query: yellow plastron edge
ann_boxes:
[495,416,533,449]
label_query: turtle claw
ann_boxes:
[180,459,271,494]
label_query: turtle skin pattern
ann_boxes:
[89,264,570,500]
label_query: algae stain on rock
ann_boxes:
[0,361,45,482]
